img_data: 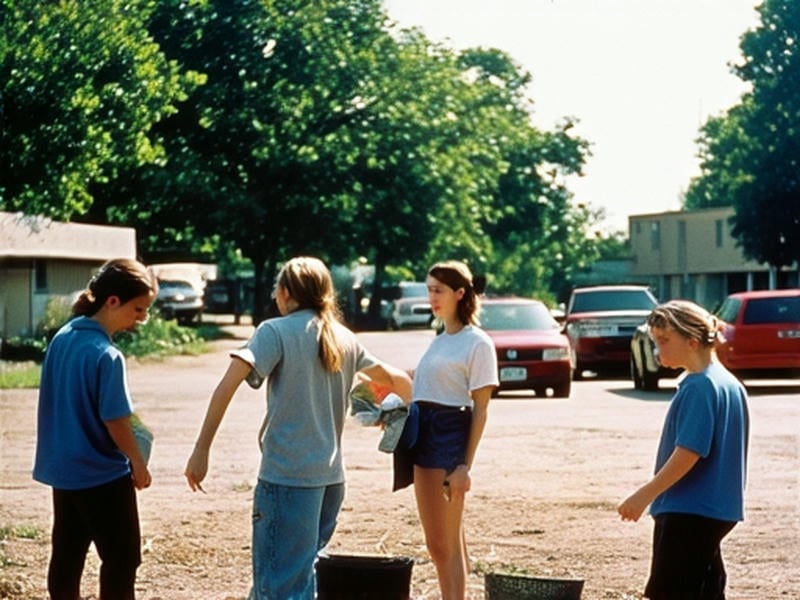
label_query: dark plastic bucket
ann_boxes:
[316,554,414,600]
[484,572,584,600]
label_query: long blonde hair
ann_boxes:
[647,300,720,347]
[276,256,344,372]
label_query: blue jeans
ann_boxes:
[248,480,345,600]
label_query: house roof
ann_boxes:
[0,211,136,261]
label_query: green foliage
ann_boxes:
[114,314,207,358]
[0,0,199,219]
[36,295,74,338]
[2,0,597,311]
[685,0,800,268]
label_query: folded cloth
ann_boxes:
[392,402,420,491]
[378,406,408,453]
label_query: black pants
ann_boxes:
[645,513,736,600]
[49,474,141,600]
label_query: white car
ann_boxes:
[381,281,433,330]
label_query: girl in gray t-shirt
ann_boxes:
[185,257,412,600]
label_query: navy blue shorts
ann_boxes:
[412,402,472,473]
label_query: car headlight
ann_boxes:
[543,347,570,361]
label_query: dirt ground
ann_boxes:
[1,325,798,600]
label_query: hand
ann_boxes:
[185,447,209,492]
[131,462,152,490]
[617,489,650,522]
[443,464,471,502]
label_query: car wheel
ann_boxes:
[642,368,659,391]
[572,366,585,381]
[534,386,547,398]
[631,355,644,390]
[388,318,400,331]
[552,380,571,398]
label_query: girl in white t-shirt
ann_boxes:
[410,260,498,600]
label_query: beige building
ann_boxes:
[629,206,799,309]
[0,211,136,340]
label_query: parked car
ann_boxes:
[565,285,658,379]
[381,281,433,330]
[714,289,800,378]
[154,279,204,324]
[630,321,683,391]
[480,297,572,398]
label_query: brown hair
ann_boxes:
[647,299,720,347]
[276,256,344,372]
[72,258,158,317]
[428,260,480,326]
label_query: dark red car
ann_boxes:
[565,285,658,379]
[714,289,800,377]
[480,297,572,398]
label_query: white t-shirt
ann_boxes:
[412,325,498,408]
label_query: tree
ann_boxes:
[0,0,197,219]
[685,0,800,269]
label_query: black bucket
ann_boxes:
[484,572,584,600]
[316,554,414,600]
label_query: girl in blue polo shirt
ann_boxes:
[618,300,749,600]
[33,258,157,600]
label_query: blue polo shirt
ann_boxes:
[33,316,134,490]
[650,362,749,521]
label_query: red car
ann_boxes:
[480,297,572,398]
[714,289,800,377]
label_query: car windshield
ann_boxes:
[158,280,194,294]
[571,290,656,312]
[742,297,800,324]
[480,303,559,331]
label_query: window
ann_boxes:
[650,221,660,250]
[34,260,47,291]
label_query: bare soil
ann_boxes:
[1,325,798,600]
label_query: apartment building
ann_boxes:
[629,206,799,310]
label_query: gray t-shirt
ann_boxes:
[412,325,499,408]
[232,309,378,486]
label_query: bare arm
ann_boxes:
[184,357,251,491]
[618,445,701,522]
[105,417,151,490]
[447,384,493,498]
[359,363,413,402]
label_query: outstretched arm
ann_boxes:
[185,357,251,491]
[360,362,413,402]
[618,446,700,522]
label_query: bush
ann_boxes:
[115,314,208,358]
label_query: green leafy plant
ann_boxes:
[114,314,208,358]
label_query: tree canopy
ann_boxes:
[685,0,800,268]
[1,0,596,320]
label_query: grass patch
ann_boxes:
[0,315,233,389]
[0,524,43,568]
[0,362,41,389]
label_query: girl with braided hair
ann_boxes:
[618,300,749,600]
[185,256,412,600]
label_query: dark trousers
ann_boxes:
[645,513,736,600]
[48,474,141,600]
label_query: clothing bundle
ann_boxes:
[349,380,408,453]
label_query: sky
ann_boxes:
[381,0,763,234]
